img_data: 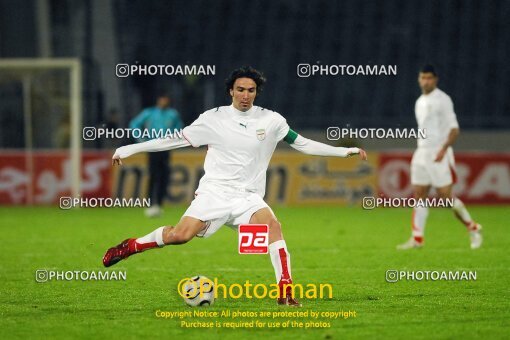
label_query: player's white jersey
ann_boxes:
[415,88,459,149]
[182,105,289,197]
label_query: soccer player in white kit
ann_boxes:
[397,65,482,250]
[102,66,367,306]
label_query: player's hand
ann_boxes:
[357,148,368,160]
[434,147,446,162]
[347,148,367,160]
[112,154,123,166]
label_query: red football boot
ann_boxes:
[277,278,302,307]
[102,238,138,267]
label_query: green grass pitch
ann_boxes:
[1,205,508,339]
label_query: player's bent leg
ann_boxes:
[250,208,301,307]
[398,185,430,250]
[249,207,283,243]
[102,217,206,267]
[436,185,483,249]
[163,216,206,245]
[103,226,168,267]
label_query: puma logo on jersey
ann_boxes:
[239,123,247,129]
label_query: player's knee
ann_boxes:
[438,192,451,200]
[414,190,426,199]
[413,186,429,199]
[268,218,283,239]
[170,229,194,244]
[268,218,281,230]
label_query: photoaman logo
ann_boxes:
[177,277,333,300]
[238,224,269,254]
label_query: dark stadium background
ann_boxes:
[1,0,509,149]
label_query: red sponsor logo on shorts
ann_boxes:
[238,224,269,254]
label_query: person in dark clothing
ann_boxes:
[129,94,183,217]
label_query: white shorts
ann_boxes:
[183,185,270,238]
[411,147,457,188]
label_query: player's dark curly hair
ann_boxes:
[225,66,266,96]
[420,64,438,76]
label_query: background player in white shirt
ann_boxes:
[398,65,482,250]
[102,66,367,306]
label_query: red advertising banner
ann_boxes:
[1,150,508,205]
[378,152,510,204]
[0,151,111,205]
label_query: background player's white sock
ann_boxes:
[452,198,479,231]
[135,226,166,251]
[412,207,429,243]
[269,240,292,283]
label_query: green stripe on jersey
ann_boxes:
[283,128,298,144]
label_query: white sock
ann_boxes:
[452,198,478,231]
[269,240,292,283]
[412,207,429,242]
[136,226,165,249]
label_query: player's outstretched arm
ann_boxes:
[284,129,367,160]
[112,136,191,166]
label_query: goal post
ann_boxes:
[0,58,83,201]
